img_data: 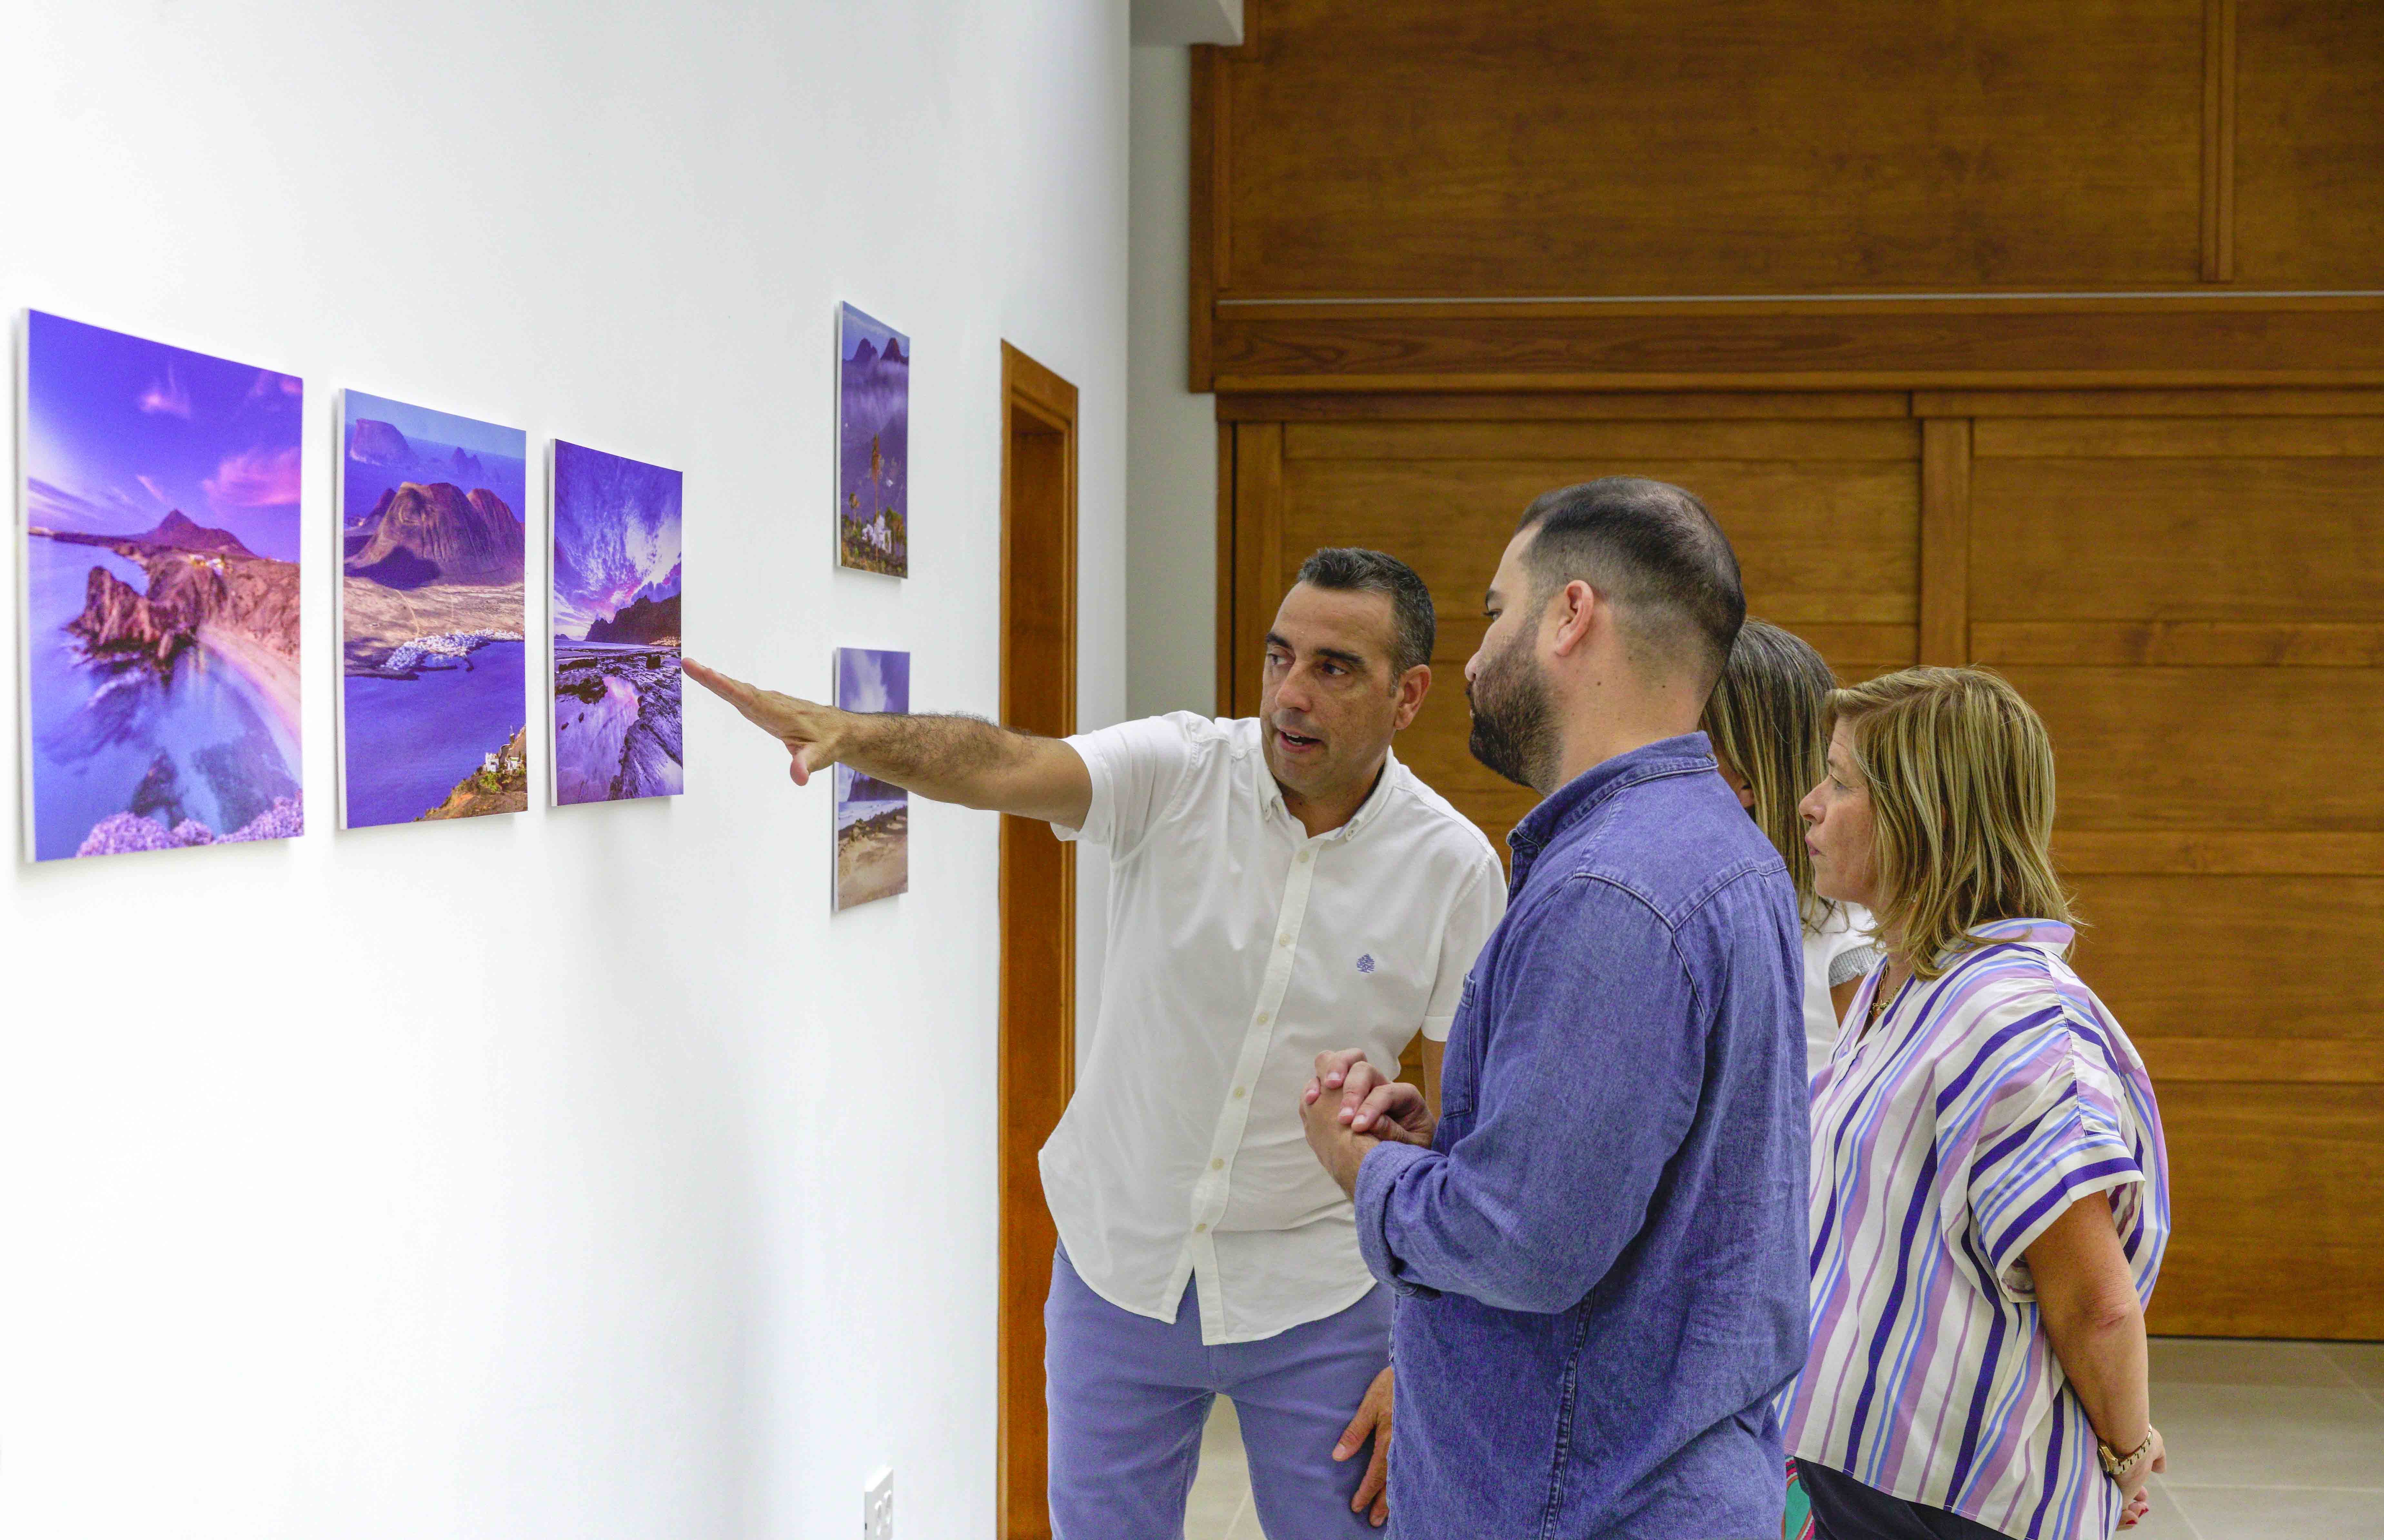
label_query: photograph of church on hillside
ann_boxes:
[836,302,908,577]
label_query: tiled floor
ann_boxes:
[1185,1338,2384,1539]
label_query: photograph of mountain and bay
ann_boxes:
[338,392,528,827]
[833,647,909,910]
[551,441,683,805]
[20,311,305,861]
[836,303,908,577]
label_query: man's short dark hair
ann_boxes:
[1295,547,1436,677]
[1514,477,1746,686]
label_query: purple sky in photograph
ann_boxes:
[552,440,683,638]
[25,311,304,561]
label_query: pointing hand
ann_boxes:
[682,657,852,786]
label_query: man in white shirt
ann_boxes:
[685,548,1505,1538]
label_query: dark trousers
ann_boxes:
[1800,1462,2010,1540]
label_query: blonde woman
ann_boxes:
[1782,668,2171,1540]
[1702,620,1882,1068]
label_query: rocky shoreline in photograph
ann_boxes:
[35,513,302,738]
[554,644,684,802]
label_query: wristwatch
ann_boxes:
[2098,1430,2154,1483]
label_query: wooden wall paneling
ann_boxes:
[2201,0,2237,282]
[1977,622,2384,669]
[2058,831,2384,877]
[2008,665,2384,830]
[2231,0,2384,288]
[1207,299,2384,393]
[2147,1082,2384,1339]
[1914,388,2384,418]
[1918,419,1972,665]
[1970,455,2384,626]
[1229,422,1285,716]
[1219,390,1915,423]
[2068,874,2384,1041]
[1213,0,2209,298]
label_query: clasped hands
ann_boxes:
[1299,1048,1436,1198]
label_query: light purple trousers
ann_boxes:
[1045,1246,1394,1540]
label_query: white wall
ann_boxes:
[0,5,1126,1538]
[1126,46,1220,719]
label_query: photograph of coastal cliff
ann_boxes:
[836,303,908,577]
[551,441,683,805]
[21,311,305,861]
[832,647,908,910]
[337,392,529,828]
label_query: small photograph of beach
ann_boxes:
[339,392,528,827]
[21,311,305,861]
[552,441,683,805]
[836,303,908,577]
[833,647,909,910]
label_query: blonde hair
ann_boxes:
[1822,666,2074,979]
[1701,619,1837,931]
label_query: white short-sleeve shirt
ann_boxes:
[1044,712,1507,1344]
[1801,902,1880,1067]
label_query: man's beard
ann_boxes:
[1466,630,1558,793]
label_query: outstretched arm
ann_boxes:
[685,658,1092,827]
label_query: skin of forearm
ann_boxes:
[2040,1288,2151,1450]
[2028,1193,2152,1451]
[840,711,1036,807]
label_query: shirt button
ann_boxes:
[1195,1222,1208,1233]
[1232,1086,1247,1099]
[1211,1158,1224,1170]
[1298,849,1312,864]
[1256,1012,1270,1026]
[1279,934,1293,948]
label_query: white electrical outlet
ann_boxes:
[863,1466,894,1540]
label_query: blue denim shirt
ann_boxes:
[1355,734,1811,1540]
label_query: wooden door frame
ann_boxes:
[997,342,1078,1540]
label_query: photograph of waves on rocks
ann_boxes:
[20,311,305,861]
[833,647,909,910]
[836,302,908,577]
[551,441,683,805]
[337,392,529,827]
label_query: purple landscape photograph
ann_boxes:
[339,392,529,828]
[21,311,304,861]
[836,303,907,577]
[552,440,682,805]
[833,647,909,910]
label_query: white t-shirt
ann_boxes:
[1044,713,1507,1344]
[1802,902,1880,1068]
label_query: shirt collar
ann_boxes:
[1256,743,1403,843]
[1946,916,2076,961]
[1507,732,1718,872]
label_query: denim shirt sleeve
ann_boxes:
[1355,875,1706,1313]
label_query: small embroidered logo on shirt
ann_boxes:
[1356,953,1377,974]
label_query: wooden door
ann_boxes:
[998,344,1077,1540]
[1220,387,2384,1339]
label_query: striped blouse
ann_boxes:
[1783,919,2170,1540]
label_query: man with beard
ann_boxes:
[684,547,1503,1538]
[1298,478,1809,1540]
